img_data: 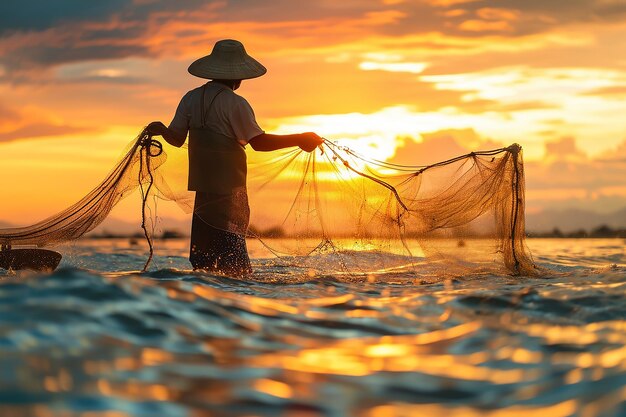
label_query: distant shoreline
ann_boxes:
[85,224,626,240]
[526,225,626,239]
[84,233,626,240]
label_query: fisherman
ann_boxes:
[147,39,323,276]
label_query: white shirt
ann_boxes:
[168,82,264,146]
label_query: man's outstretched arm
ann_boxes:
[248,132,323,152]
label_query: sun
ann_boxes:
[266,110,412,165]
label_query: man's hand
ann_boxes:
[145,121,186,147]
[146,121,167,136]
[299,132,324,152]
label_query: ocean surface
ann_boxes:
[1,238,625,417]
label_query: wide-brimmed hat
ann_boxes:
[188,39,267,80]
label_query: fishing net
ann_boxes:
[0,128,536,276]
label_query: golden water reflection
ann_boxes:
[2,239,625,416]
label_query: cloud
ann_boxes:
[212,0,396,23]
[388,128,503,166]
[0,101,97,143]
[0,26,150,81]
[1,0,625,88]
[493,100,557,112]
[583,86,626,96]
[458,20,515,33]
[0,1,128,34]
[0,122,95,143]
[0,102,20,124]
[0,1,214,35]
[385,129,626,214]
[7,43,151,73]
[358,61,428,74]
[525,137,626,200]
[426,0,626,36]
[543,136,586,162]
[0,1,217,79]
[597,138,626,162]
[420,67,626,102]
[384,131,620,217]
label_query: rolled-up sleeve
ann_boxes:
[229,97,264,145]
[168,92,192,142]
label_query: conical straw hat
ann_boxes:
[188,39,267,80]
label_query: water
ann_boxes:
[1,238,625,417]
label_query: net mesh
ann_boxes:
[0,129,536,276]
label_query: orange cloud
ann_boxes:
[0,122,94,143]
[430,0,480,6]
[0,102,19,124]
[0,101,98,143]
[458,20,514,32]
[583,86,626,96]
[388,129,503,166]
[476,8,520,21]
[544,137,586,162]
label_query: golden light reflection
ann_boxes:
[364,343,411,358]
[191,283,299,317]
[250,339,538,383]
[97,379,174,402]
[1,406,131,417]
[497,347,542,364]
[244,322,554,383]
[7,270,623,416]
[253,378,294,399]
[43,370,72,392]
[365,400,578,417]
[140,347,174,366]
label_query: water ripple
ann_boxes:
[0,238,624,416]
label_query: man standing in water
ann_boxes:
[147,39,323,276]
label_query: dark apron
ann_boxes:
[187,83,252,275]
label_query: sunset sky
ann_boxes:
[1,0,626,226]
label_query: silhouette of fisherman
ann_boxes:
[147,39,322,276]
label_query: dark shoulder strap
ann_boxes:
[200,83,227,128]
